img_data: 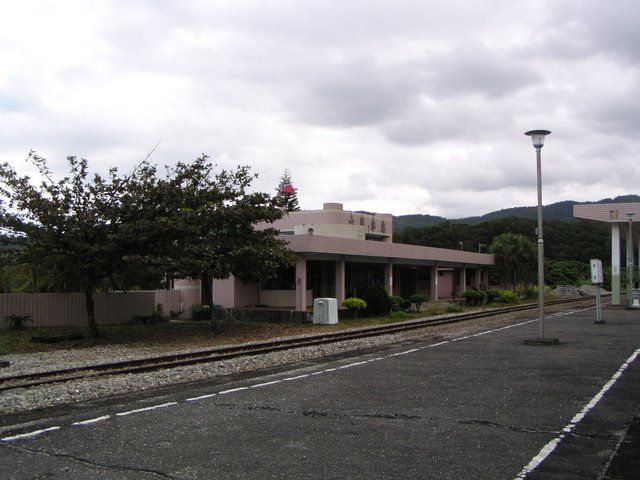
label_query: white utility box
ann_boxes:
[313,298,338,325]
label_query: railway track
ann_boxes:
[0,296,603,393]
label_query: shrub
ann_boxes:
[5,314,33,330]
[485,290,501,303]
[388,295,405,312]
[342,297,367,318]
[390,310,410,319]
[445,303,464,313]
[189,303,212,320]
[461,290,485,305]
[362,284,390,316]
[409,294,430,312]
[494,290,518,304]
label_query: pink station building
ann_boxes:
[175,202,494,311]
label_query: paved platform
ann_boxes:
[1,303,639,479]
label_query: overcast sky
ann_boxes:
[1,1,638,217]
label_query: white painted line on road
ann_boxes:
[1,426,60,442]
[72,415,111,426]
[116,402,177,416]
[513,346,640,480]
[186,393,218,402]
[251,380,284,387]
[283,374,310,381]
[218,387,250,395]
[337,360,369,369]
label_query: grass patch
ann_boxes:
[0,301,503,355]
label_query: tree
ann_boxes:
[274,169,300,212]
[490,233,537,292]
[0,153,294,338]
[0,152,169,339]
[159,156,296,316]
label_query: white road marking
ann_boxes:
[513,347,640,479]
[115,402,177,416]
[218,387,249,395]
[72,415,111,426]
[250,380,283,387]
[186,393,217,402]
[1,426,60,442]
[283,374,310,381]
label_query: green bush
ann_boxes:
[494,290,518,304]
[485,290,501,303]
[390,310,410,319]
[342,297,367,318]
[409,294,430,312]
[189,303,212,320]
[5,314,33,330]
[445,303,464,313]
[461,290,485,305]
[388,295,405,312]
[362,284,390,316]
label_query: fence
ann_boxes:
[0,290,181,329]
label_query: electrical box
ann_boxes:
[590,259,603,284]
[313,298,338,325]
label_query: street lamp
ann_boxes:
[627,212,635,308]
[524,130,558,345]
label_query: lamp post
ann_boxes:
[627,212,635,308]
[524,130,558,345]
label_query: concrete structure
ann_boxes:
[574,201,640,305]
[192,202,492,311]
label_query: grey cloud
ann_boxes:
[426,45,542,98]
[288,57,422,127]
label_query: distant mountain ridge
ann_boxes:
[393,195,640,232]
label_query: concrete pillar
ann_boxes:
[612,223,621,305]
[460,267,467,293]
[430,265,438,301]
[627,222,634,303]
[295,256,307,311]
[384,261,393,296]
[335,259,346,306]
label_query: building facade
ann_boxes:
[188,202,493,310]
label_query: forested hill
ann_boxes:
[393,194,640,232]
[394,216,611,265]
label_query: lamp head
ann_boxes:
[525,130,551,148]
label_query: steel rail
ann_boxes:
[0,296,604,393]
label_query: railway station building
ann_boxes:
[574,201,640,305]
[176,202,494,311]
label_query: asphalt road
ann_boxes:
[1,304,639,479]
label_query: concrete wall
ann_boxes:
[257,202,393,241]
[259,290,313,308]
[0,290,181,329]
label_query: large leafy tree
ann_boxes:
[156,155,296,312]
[274,169,300,212]
[0,153,294,338]
[0,153,169,339]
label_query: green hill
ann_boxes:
[393,195,640,232]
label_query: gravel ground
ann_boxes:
[0,301,594,415]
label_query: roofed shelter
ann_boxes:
[573,202,640,305]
